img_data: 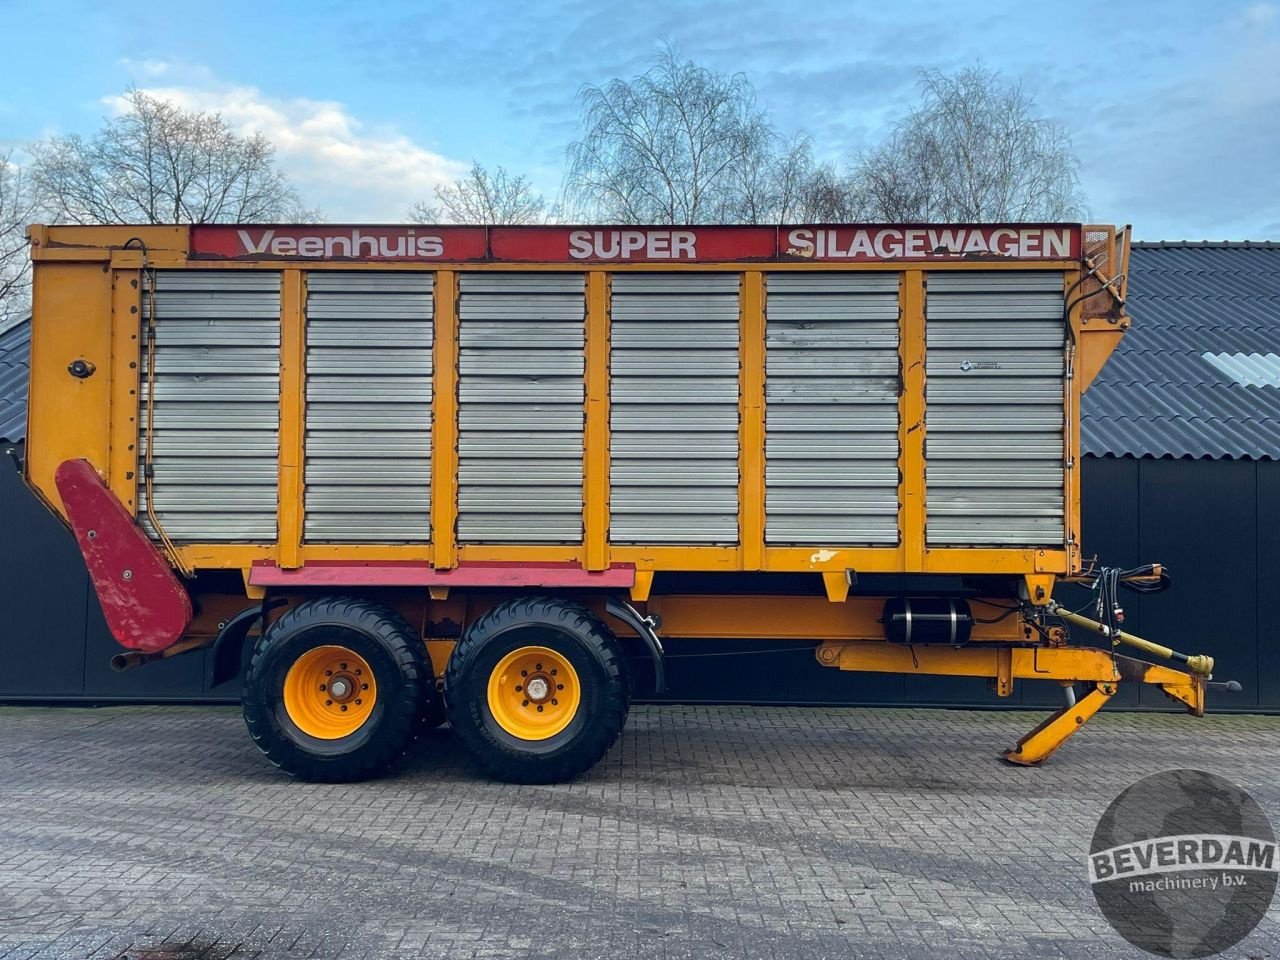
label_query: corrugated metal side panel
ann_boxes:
[611,273,739,544]
[304,272,432,542]
[925,271,1066,546]
[765,273,900,544]
[457,273,584,543]
[139,271,280,542]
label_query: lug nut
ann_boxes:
[525,677,550,701]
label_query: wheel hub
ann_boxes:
[486,645,581,741]
[282,645,377,740]
[327,675,356,702]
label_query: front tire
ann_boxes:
[243,597,432,783]
[444,597,629,783]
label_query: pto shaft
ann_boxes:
[1045,602,1214,677]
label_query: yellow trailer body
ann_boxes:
[24,220,1219,783]
[25,222,1129,588]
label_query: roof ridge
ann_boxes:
[1132,240,1280,249]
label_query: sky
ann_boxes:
[2,0,1278,239]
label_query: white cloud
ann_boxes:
[105,68,468,221]
[1216,11,1280,112]
[1243,1,1276,25]
[119,58,174,79]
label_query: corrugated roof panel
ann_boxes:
[1201,352,1280,387]
[0,317,30,444]
[1080,243,1280,460]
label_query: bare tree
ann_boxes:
[408,162,547,224]
[850,67,1085,221]
[30,89,308,225]
[764,138,859,223]
[719,135,858,224]
[406,200,443,224]
[0,151,37,326]
[563,43,779,224]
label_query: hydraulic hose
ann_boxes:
[1045,601,1214,677]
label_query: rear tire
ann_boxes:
[243,596,432,783]
[444,597,629,783]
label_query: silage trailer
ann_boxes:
[21,221,1231,782]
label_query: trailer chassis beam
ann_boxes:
[814,641,1206,765]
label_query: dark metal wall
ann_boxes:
[2,455,1275,711]
[0,457,226,701]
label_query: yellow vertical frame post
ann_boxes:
[108,269,142,511]
[740,271,766,569]
[898,270,926,571]
[278,270,306,569]
[432,270,459,569]
[584,271,611,571]
[1063,269,1082,574]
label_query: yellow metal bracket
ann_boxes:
[630,570,655,603]
[1002,684,1114,766]
[821,570,851,603]
[815,641,1122,683]
[815,640,1207,765]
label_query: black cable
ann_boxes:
[1073,564,1171,594]
[971,598,1020,611]
[971,606,1020,625]
[656,645,819,660]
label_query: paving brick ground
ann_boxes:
[0,704,1276,959]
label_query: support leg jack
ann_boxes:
[1002,684,1115,766]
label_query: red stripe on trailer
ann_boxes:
[54,459,193,654]
[248,560,637,589]
[781,224,1081,260]
[190,223,1083,264]
[489,224,778,262]
[191,224,489,261]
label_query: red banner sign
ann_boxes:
[191,223,1081,263]
[781,225,1079,261]
[489,225,779,261]
[191,225,488,261]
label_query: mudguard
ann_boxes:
[54,459,192,653]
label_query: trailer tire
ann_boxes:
[243,597,432,783]
[445,597,629,784]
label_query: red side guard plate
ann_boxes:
[54,459,193,653]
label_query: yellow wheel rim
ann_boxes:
[282,645,377,740]
[486,645,581,741]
